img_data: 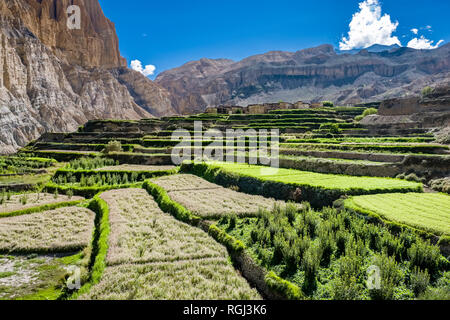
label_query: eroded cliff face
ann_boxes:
[362,83,450,128]
[156,44,450,114]
[0,0,175,153]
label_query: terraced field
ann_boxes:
[152,174,289,218]
[0,105,448,301]
[80,188,260,300]
[343,193,450,236]
[0,206,95,253]
[181,161,423,207]
[0,192,93,299]
[202,161,422,190]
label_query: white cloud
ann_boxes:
[407,36,444,50]
[130,60,156,77]
[411,28,418,35]
[340,0,401,50]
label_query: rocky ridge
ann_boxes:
[0,0,175,153]
[156,44,450,114]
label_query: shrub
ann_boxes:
[20,195,28,205]
[102,141,122,154]
[410,267,430,297]
[355,108,377,121]
[369,254,403,300]
[330,276,363,300]
[68,157,116,170]
[321,123,341,134]
[322,101,334,107]
[404,173,425,183]
[302,243,321,295]
[430,178,450,194]
[419,287,450,300]
[422,86,434,98]
[407,240,441,277]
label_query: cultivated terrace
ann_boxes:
[0,105,449,300]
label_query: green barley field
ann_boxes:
[343,193,450,236]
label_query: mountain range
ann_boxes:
[0,0,449,153]
[155,43,450,114]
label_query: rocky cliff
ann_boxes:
[0,0,176,153]
[156,44,450,114]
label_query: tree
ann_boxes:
[103,140,122,154]
[422,86,434,98]
[322,101,334,107]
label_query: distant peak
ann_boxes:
[337,44,402,55]
[297,44,335,55]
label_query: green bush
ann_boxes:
[355,108,378,121]
[330,276,363,300]
[213,197,449,300]
[102,141,122,154]
[408,241,441,277]
[369,254,403,300]
[410,267,430,297]
[422,86,434,98]
[322,101,334,107]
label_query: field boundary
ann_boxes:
[142,180,201,224]
[68,195,110,299]
[0,199,84,219]
[44,182,142,198]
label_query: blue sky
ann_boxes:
[98,0,450,79]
